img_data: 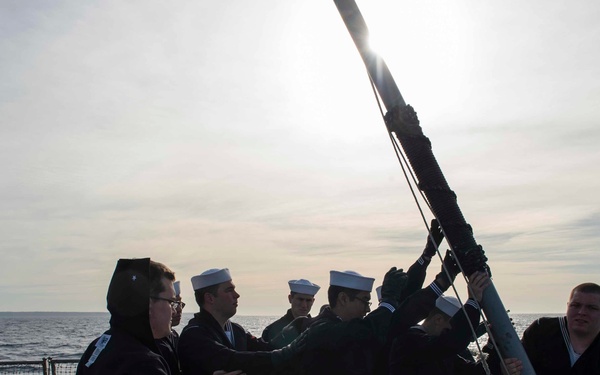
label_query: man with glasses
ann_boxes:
[157,280,186,375]
[77,258,176,375]
[296,249,464,375]
[296,268,404,374]
[178,268,300,375]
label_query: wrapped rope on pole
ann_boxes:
[333,0,535,373]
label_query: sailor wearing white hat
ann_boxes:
[296,267,410,375]
[386,271,523,375]
[261,278,320,347]
[179,268,300,374]
[171,281,185,327]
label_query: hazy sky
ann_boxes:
[1,0,599,316]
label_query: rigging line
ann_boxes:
[366,73,493,374]
[441,243,509,374]
[366,75,437,248]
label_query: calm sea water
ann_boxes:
[0,312,559,362]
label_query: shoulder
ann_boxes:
[80,333,169,375]
[230,320,247,333]
[180,317,217,343]
[524,316,562,334]
[118,352,170,375]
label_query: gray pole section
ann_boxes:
[332,0,535,374]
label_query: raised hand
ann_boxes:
[467,271,491,303]
[423,219,444,258]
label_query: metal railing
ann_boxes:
[0,358,78,375]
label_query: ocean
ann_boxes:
[0,312,560,362]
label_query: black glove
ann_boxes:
[435,250,460,290]
[380,267,408,306]
[281,316,306,340]
[423,219,444,258]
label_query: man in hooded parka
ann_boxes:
[77,258,175,375]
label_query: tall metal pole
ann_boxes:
[333,0,535,373]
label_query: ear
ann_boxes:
[429,313,443,326]
[288,294,293,304]
[338,292,350,306]
[205,292,216,305]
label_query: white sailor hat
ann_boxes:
[288,279,320,296]
[376,285,382,301]
[329,270,375,292]
[435,295,461,317]
[191,268,232,290]
[174,281,181,296]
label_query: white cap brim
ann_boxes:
[191,268,232,290]
[330,270,374,292]
[289,279,320,295]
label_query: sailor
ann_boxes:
[76,258,175,375]
[372,219,446,375]
[156,280,185,375]
[520,282,600,374]
[172,281,185,328]
[178,268,300,375]
[299,265,457,375]
[388,271,522,375]
[261,278,320,348]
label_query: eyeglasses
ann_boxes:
[355,297,372,308]
[150,296,185,310]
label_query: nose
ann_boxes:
[234,291,240,299]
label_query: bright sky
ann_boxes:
[1,0,599,315]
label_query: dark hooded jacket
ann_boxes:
[76,258,171,375]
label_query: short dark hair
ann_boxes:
[328,285,361,308]
[290,292,315,299]
[194,284,221,309]
[149,260,175,296]
[570,283,600,299]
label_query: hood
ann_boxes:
[107,258,155,349]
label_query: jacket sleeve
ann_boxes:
[388,281,442,341]
[178,326,273,375]
[399,255,431,303]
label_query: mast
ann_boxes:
[333,1,535,374]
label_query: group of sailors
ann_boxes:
[75,223,600,375]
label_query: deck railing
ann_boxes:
[0,358,78,375]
